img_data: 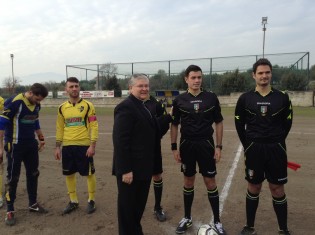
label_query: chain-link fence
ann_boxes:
[66,51,310,91]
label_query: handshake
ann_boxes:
[37,134,45,152]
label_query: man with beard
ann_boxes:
[0,83,48,226]
[54,77,99,215]
[235,58,293,235]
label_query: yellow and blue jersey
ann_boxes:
[0,93,41,144]
[0,96,4,111]
[56,98,98,146]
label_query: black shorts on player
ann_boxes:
[180,138,217,178]
[244,141,288,185]
[62,145,95,176]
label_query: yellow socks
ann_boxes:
[66,174,78,203]
[87,174,96,202]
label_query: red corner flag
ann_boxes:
[287,161,301,171]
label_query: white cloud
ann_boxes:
[1,0,314,86]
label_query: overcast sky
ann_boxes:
[1,0,314,86]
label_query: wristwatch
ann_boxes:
[216,145,223,150]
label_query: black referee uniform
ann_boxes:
[172,90,223,177]
[235,88,293,184]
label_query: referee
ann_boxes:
[145,95,172,222]
[235,58,293,235]
[171,65,226,235]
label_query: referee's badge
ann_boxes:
[181,164,186,173]
[260,105,267,116]
[194,103,199,113]
[248,169,254,179]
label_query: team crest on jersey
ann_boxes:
[79,106,84,112]
[194,103,199,113]
[260,106,267,116]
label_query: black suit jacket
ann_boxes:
[112,94,160,180]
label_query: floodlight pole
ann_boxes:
[262,17,268,58]
[10,54,15,93]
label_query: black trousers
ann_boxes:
[5,141,39,211]
[116,176,151,235]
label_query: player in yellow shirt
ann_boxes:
[54,77,99,215]
[0,96,4,208]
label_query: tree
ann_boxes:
[99,63,118,76]
[43,81,63,98]
[217,69,248,95]
[104,75,121,97]
[98,63,119,90]
[172,70,187,90]
[80,80,96,91]
[2,76,21,95]
[105,75,120,90]
[280,71,308,91]
[117,77,129,90]
[150,69,169,90]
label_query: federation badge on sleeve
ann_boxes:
[181,164,187,173]
[248,169,254,179]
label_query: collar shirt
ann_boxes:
[56,98,98,146]
[235,88,293,145]
[172,90,223,140]
[0,93,41,144]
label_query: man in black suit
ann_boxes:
[112,74,160,235]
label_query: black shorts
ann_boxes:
[153,155,163,175]
[62,146,95,176]
[244,141,288,185]
[179,139,216,178]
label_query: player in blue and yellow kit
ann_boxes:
[54,77,99,215]
[0,83,48,226]
[0,96,4,208]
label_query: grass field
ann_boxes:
[41,106,315,117]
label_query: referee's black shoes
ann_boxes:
[154,208,166,222]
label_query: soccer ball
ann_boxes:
[197,224,219,235]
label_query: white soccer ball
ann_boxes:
[197,224,219,235]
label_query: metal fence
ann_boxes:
[66,51,310,89]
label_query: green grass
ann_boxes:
[41,106,314,118]
[40,107,115,115]
[291,106,315,118]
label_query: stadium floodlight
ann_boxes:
[10,53,15,93]
[262,17,268,58]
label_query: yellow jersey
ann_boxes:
[56,98,98,146]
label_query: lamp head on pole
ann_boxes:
[262,17,268,25]
[10,54,14,59]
